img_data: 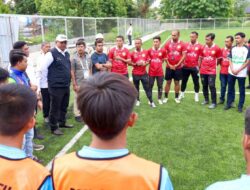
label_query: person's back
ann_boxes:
[205,107,250,190]
[52,72,173,190]
[0,84,52,190]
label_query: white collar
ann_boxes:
[171,39,180,43]
[152,47,161,51]
[205,44,215,48]
[134,48,143,52]
[115,46,124,50]
[55,46,67,54]
[189,41,199,45]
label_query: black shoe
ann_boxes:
[224,105,232,110]
[59,124,74,128]
[52,129,64,135]
[238,107,243,113]
[246,85,250,89]
[218,100,224,104]
[34,133,44,140]
[75,116,82,123]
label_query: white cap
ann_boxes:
[56,34,68,42]
[95,33,104,39]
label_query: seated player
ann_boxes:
[52,72,174,190]
[0,84,52,190]
[205,107,250,190]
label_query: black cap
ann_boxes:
[245,107,250,135]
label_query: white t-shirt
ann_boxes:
[127,26,133,36]
[228,45,250,77]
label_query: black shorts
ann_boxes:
[165,68,182,81]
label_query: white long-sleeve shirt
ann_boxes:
[36,51,48,89]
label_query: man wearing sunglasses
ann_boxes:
[41,34,73,136]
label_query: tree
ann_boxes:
[0,1,12,13]
[160,0,233,19]
[15,0,37,14]
[232,0,248,17]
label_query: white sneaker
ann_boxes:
[179,92,185,99]
[158,99,163,105]
[136,100,140,106]
[163,98,168,103]
[151,102,156,108]
[175,98,181,104]
[194,93,199,102]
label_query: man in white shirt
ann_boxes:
[127,23,133,46]
[36,42,51,123]
[225,32,250,113]
[41,34,73,136]
[205,107,250,190]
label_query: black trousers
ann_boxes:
[201,74,217,104]
[181,67,200,93]
[41,88,50,118]
[48,87,70,131]
[128,35,132,45]
[149,76,163,99]
[133,74,153,103]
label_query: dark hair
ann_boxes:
[206,33,216,40]
[77,72,137,140]
[153,36,161,41]
[235,32,246,38]
[9,49,27,67]
[95,39,103,47]
[13,41,27,50]
[0,84,36,136]
[245,108,250,135]
[191,31,199,36]
[226,35,234,42]
[0,68,9,83]
[76,39,86,47]
[116,35,124,41]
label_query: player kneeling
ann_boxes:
[52,72,174,190]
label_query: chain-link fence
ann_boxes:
[0,14,161,45]
[160,17,250,30]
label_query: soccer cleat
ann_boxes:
[201,100,209,105]
[136,100,140,106]
[179,92,185,99]
[175,98,181,104]
[194,93,199,102]
[238,107,243,113]
[208,103,216,109]
[163,98,168,103]
[33,143,45,151]
[151,102,156,108]
[158,99,163,105]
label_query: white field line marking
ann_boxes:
[141,89,250,95]
[46,125,88,170]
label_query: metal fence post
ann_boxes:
[214,18,216,30]
[94,18,97,36]
[242,17,244,28]
[64,18,68,37]
[228,18,230,29]
[200,19,202,30]
[81,18,84,37]
[186,19,188,30]
[117,17,119,36]
[40,17,45,42]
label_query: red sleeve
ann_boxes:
[108,48,114,61]
[131,52,134,63]
[182,42,187,53]
[199,45,204,57]
[162,49,167,59]
[216,46,222,59]
[147,49,152,60]
[126,49,131,59]
[164,42,169,54]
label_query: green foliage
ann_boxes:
[0,1,12,13]
[15,0,37,14]
[160,0,234,19]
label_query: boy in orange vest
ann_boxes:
[52,72,174,190]
[0,84,52,190]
